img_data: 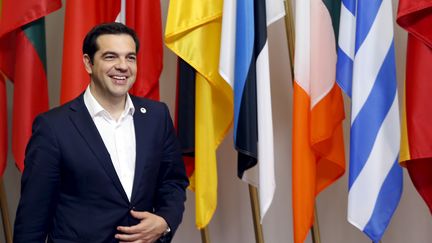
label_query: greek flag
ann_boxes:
[337,0,403,241]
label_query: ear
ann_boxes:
[83,54,93,74]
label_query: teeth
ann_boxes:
[112,76,127,80]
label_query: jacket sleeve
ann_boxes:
[154,103,189,240]
[14,115,61,243]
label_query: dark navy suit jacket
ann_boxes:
[14,94,189,243]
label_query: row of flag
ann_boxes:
[0,0,431,242]
[0,0,163,174]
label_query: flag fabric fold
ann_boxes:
[0,0,62,172]
[175,58,196,178]
[61,0,120,104]
[337,0,403,241]
[219,0,284,221]
[165,0,234,229]
[124,0,162,100]
[0,0,4,177]
[293,0,346,242]
[0,75,7,176]
[61,0,162,104]
[397,0,432,213]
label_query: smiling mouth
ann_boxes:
[111,75,127,80]
[110,75,129,84]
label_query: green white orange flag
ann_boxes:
[0,0,62,172]
[165,0,234,228]
[293,0,346,242]
[397,0,432,212]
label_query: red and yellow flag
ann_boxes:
[397,0,432,212]
[61,0,162,104]
[0,74,6,175]
[61,0,120,104]
[125,0,162,100]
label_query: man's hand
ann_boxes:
[115,210,168,243]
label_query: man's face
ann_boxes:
[83,34,137,101]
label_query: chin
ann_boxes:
[108,89,129,97]
[113,91,129,97]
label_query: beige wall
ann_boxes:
[2,1,431,242]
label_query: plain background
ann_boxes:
[2,0,431,242]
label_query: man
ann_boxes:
[14,22,188,243]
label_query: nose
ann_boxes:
[115,58,128,71]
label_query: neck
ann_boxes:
[89,85,126,120]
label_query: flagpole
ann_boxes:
[249,185,264,243]
[283,1,322,243]
[283,0,295,79]
[200,227,211,243]
[0,179,12,243]
[311,207,321,243]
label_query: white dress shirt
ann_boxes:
[83,86,136,201]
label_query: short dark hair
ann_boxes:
[82,22,140,63]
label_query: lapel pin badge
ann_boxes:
[140,107,147,114]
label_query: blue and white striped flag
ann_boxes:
[337,0,403,241]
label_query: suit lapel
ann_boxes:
[131,97,152,203]
[68,95,129,203]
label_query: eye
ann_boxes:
[104,55,115,60]
[127,55,137,62]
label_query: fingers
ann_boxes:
[117,224,143,234]
[116,232,140,242]
[116,231,158,243]
[130,210,151,220]
[117,211,155,234]
[116,211,166,242]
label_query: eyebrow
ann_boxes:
[101,51,136,57]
